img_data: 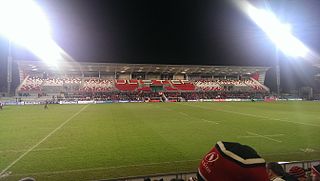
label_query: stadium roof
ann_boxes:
[18,60,270,75]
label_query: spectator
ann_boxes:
[197,141,268,181]
[289,166,307,181]
[312,164,320,181]
[266,162,286,181]
[267,162,298,181]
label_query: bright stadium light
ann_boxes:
[234,0,311,58]
[0,0,67,66]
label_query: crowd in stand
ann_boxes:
[60,91,267,102]
[19,77,43,92]
[17,77,267,93]
[80,79,115,92]
[17,76,269,103]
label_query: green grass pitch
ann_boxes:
[1,101,320,180]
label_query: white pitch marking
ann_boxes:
[262,151,317,156]
[300,148,316,153]
[0,147,66,153]
[178,112,219,124]
[161,107,173,111]
[262,134,284,137]
[0,171,11,179]
[201,118,219,124]
[238,134,284,138]
[179,112,189,116]
[0,104,89,177]
[247,131,282,143]
[158,106,218,124]
[181,103,320,127]
[9,159,201,177]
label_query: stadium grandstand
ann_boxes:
[1,61,320,181]
[15,60,270,103]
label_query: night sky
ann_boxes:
[1,0,320,91]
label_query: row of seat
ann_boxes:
[18,77,266,92]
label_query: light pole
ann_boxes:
[275,47,280,96]
[7,40,12,95]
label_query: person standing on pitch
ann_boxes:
[44,100,48,109]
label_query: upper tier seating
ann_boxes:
[17,77,268,93]
[115,80,196,91]
[19,77,43,92]
[81,79,115,92]
[244,79,265,91]
[115,80,139,91]
[43,78,63,86]
[195,80,223,91]
[170,80,196,91]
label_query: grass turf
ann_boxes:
[0,101,320,180]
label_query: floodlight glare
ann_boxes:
[0,0,67,66]
[234,0,311,58]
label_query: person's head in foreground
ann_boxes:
[197,141,268,181]
[289,166,307,181]
[312,164,320,181]
[266,162,286,181]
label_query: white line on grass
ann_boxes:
[160,107,173,112]
[238,134,284,138]
[179,112,189,116]
[247,131,282,143]
[9,148,320,178]
[158,105,220,125]
[180,103,320,127]
[9,159,201,177]
[0,104,89,177]
[8,147,320,178]
[299,148,316,153]
[201,118,219,124]
[262,149,320,156]
[178,111,219,125]
[0,147,66,153]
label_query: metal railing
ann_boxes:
[99,160,320,181]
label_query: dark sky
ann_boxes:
[1,0,320,92]
[41,0,275,66]
[1,0,320,66]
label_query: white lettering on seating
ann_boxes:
[141,80,152,85]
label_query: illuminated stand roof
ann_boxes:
[18,60,270,76]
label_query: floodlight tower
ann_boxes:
[7,40,12,95]
[275,47,280,96]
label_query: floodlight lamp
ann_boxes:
[0,0,64,67]
[247,7,309,57]
[235,0,311,58]
[0,0,51,42]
